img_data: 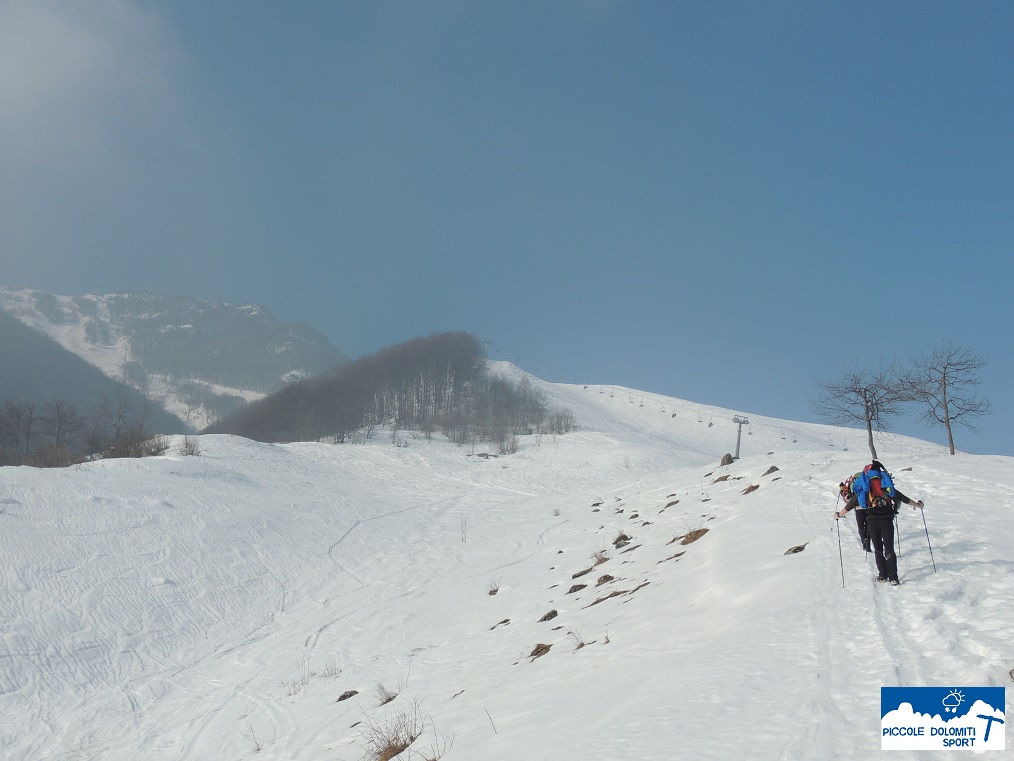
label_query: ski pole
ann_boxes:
[895,514,901,559]
[836,518,845,588]
[919,507,937,573]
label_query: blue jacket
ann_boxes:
[853,467,895,512]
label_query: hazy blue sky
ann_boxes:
[2,1,1011,454]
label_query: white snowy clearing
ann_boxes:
[2,365,1011,760]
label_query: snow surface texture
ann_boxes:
[1,367,1011,760]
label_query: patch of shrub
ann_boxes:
[179,436,201,456]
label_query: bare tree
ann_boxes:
[2,401,35,465]
[96,394,132,447]
[902,342,991,455]
[92,393,156,458]
[811,362,909,459]
[40,400,82,450]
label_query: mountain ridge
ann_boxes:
[0,287,348,430]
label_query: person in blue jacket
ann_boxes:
[834,460,924,585]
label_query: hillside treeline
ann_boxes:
[206,332,574,449]
[0,394,175,467]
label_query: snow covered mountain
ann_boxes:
[1,367,1009,760]
[0,287,347,430]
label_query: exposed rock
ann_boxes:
[679,528,709,545]
[530,643,552,659]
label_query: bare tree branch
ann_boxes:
[810,361,909,459]
[902,342,991,455]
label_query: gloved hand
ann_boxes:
[914,500,924,509]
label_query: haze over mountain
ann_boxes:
[0,287,348,430]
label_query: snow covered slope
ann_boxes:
[1,376,1010,760]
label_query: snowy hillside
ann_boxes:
[1,371,1010,760]
[0,287,346,430]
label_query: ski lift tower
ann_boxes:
[732,415,750,460]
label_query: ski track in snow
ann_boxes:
[1,374,1011,760]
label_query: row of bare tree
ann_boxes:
[0,394,161,466]
[811,342,990,457]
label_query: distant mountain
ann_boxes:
[0,308,184,435]
[0,288,349,430]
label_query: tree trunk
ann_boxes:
[941,377,956,455]
[864,395,878,459]
[942,396,956,455]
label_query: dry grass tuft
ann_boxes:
[375,682,400,706]
[360,702,426,761]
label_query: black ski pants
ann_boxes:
[866,512,898,582]
[855,508,870,551]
